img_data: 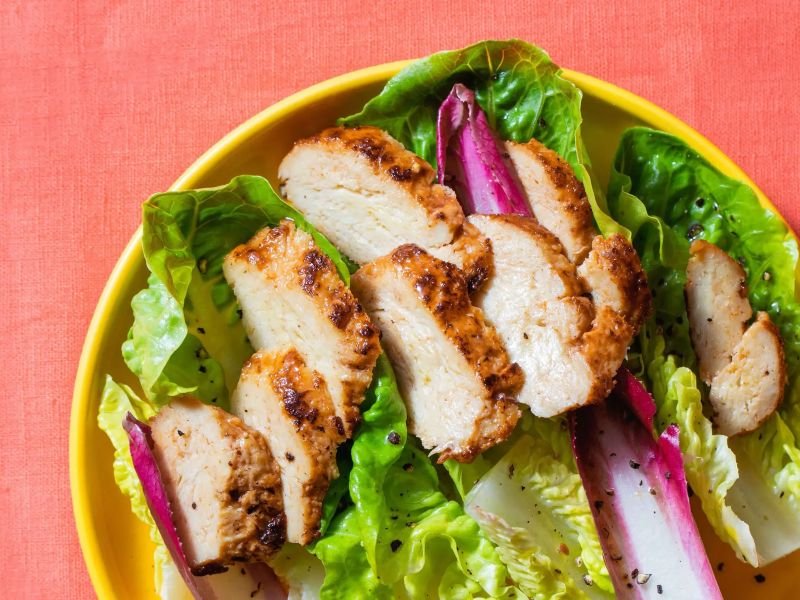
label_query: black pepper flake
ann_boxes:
[177,429,185,436]
[657,584,663,594]
[695,198,705,208]
[191,502,197,510]
[198,365,207,373]
[403,463,414,472]
[197,327,206,334]
[387,431,401,445]
[629,459,641,469]
[754,574,766,583]
[716,562,724,572]
[687,222,704,240]
[285,452,295,462]
[582,574,593,587]
[508,463,515,478]
[649,487,657,496]
[390,539,402,553]
[594,500,604,510]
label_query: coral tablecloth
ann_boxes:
[2,0,798,596]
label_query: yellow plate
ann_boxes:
[71,60,800,599]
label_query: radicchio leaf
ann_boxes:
[436,83,531,216]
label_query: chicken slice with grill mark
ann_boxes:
[223,220,380,437]
[149,398,285,575]
[505,138,595,264]
[232,348,340,545]
[686,240,786,435]
[278,126,492,290]
[469,215,648,416]
[351,244,522,462]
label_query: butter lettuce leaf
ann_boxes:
[342,39,623,236]
[609,126,800,564]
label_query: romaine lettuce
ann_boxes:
[608,126,800,564]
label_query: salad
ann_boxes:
[97,40,800,599]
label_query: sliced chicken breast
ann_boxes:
[469,215,649,416]
[686,240,785,435]
[710,313,787,435]
[278,126,492,289]
[223,220,380,436]
[351,244,522,462]
[232,348,340,545]
[149,398,285,574]
[428,221,493,293]
[505,138,595,263]
[686,240,752,382]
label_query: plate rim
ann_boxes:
[69,58,790,599]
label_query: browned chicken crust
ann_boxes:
[389,244,523,403]
[469,214,650,416]
[279,126,492,290]
[224,220,380,436]
[304,126,464,228]
[235,348,340,544]
[506,138,595,263]
[430,222,494,294]
[352,244,522,462]
[150,398,285,574]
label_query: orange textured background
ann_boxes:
[2,0,799,596]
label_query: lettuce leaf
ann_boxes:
[341,39,623,236]
[609,126,800,564]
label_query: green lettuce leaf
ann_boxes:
[609,126,800,564]
[341,39,623,236]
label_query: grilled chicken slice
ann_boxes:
[427,221,493,294]
[686,240,785,435]
[232,348,340,545]
[505,138,595,263]
[149,398,285,574]
[469,215,649,416]
[223,220,380,437]
[351,244,522,462]
[278,126,492,289]
[686,240,753,382]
